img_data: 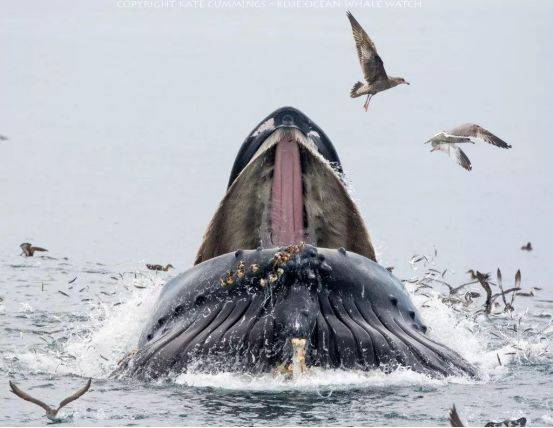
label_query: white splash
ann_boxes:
[16,273,164,379]
[402,253,553,377]
[406,283,491,368]
[175,366,469,392]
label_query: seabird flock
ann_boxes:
[346,15,529,427]
[346,11,512,171]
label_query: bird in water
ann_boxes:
[475,270,493,313]
[426,123,512,171]
[9,378,91,422]
[19,243,48,257]
[449,405,465,426]
[520,242,532,251]
[496,268,521,312]
[485,419,527,427]
[146,263,174,272]
[0,134,8,141]
[449,405,527,427]
[346,11,409,111]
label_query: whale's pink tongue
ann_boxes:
[270,135,304,246]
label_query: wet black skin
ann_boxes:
[117,107,477,379]
[120,245,476,379]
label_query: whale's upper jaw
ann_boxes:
[227,107,343,189]
[195,107,375,265]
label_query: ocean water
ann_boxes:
[0,254,551,426]
[1,0,552,426]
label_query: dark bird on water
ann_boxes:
[520,242,532,251]
[485,418,527,427]
[346,11,409,111]
[475,270,493,313]
[19,243,48,257]
[449,405,527,427]
[146,263,174,272]
[9,378,91,422]
[426,123,512,171]
[449,405,465,426]
[0,134,8,141]
[496,268,520,312]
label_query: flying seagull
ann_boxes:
[426,123,512,171]
[19,243,48,257]
[347,11,409,111]
[9,378,91,422]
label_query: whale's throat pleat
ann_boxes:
[270,136,305,246]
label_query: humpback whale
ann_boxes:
[116,107,477,379]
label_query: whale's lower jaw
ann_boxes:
[116,245,477,379]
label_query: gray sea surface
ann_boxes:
[1,0,552,426]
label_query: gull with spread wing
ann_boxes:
[19,243,48,257]
[426,123,512,171]
[347,11,409,111]
[9,378,91,421]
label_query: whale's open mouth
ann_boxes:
[115,107,477,380]
[195,107,375,264]
[243,126,345,249]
